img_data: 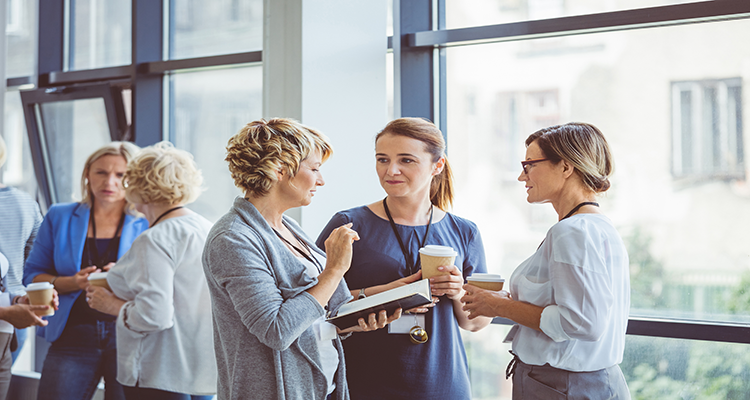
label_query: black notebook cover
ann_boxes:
[327,279,432,329]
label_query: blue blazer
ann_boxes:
[23,202,148,342]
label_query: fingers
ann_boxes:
[102,262,115,271]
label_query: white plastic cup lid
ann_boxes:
[88,272,108,280]
[467,273,505,282]
[26,282,54,291]
[419,245,457,257]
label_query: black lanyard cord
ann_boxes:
[382,197,433,276]
[273,221,323,274]
[537,201,599,250]
[152,206,185,227]
[86,202,126,268]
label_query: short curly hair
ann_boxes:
[124,141,203,205]
[226,118,332,196]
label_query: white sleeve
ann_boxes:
[112,235,176,337]
[538,226,614,342]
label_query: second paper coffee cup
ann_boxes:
[25,282,55,316]
[466,273,505,291]
[88,271,111,291]
[419,245,458,279]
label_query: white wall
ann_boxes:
[264,0,389,239]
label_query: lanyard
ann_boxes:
[537,201,599,250]
[152,206,184,226]
[382,197,433,276]
[273,221,324,274]
[85,203,126,268]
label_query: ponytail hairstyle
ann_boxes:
[525,122,614,193]
[376,118,454,210]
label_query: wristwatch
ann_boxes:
[358,288,367,299]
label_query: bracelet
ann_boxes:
[339,331,353,341]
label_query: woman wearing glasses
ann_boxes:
[462,122,631,399]
[316,118,492,400]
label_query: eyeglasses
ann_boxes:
[520,158,549,175]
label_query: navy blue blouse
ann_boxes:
[316,206,487,400]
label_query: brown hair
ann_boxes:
[525,122,613,193]
[226,118,333,197]
[376,118,454,210]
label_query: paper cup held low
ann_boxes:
[88,271,111,291]
[467,273,505,291]
[25,282,55,316]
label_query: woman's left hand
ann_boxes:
[429,265,465,300]
[461,285,511,319]
[338,308,403,334]
[85,286,125,316]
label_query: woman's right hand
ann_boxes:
[323,223,360,272]
[74,266,100,290]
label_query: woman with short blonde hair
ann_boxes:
[87,141,216,400]
[204,118,397,400]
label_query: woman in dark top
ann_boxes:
[316,118,492,399]
[24,142,148,400]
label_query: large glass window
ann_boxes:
[70,0,131,70]
[5,0,37,77]
[445,0,713,29]
[2,91,37,195]
[169,65,262,222]
[446,18,750,326]
[169,0,262,59]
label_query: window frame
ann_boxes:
[392,0,750,345]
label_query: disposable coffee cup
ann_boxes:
[419,245,458,279]
[25,282,55,316]
[88,272,111,291]
[466,273,505,291]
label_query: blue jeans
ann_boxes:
[36,321,124,400]
[123,386,214,400]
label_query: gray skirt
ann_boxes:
[511,357,630,400]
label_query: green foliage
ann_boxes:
[624,226,666,309]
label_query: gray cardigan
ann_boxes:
[202,197,352,400]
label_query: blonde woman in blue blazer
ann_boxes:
[24,142,148,400]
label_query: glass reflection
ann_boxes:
[169,65,262,222]
[169,0,262,59]
[70,0,131,70]
[446,18,750,323]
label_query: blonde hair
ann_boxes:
[376,118,454,210]
[80,141,141,207]
[525,122,614,193]
[225,118,333,197]
[124,141,203,205]
[0,135,6,169]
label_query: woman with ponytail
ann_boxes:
[316,118,491,400]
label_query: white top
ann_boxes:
[0,252,12,334]
[506,214,630,372]
[297,250,339,395]
[107,214,217,394]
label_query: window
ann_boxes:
[672,78,744,181]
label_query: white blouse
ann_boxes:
[108,214,217,394]
[506,214,630,372]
